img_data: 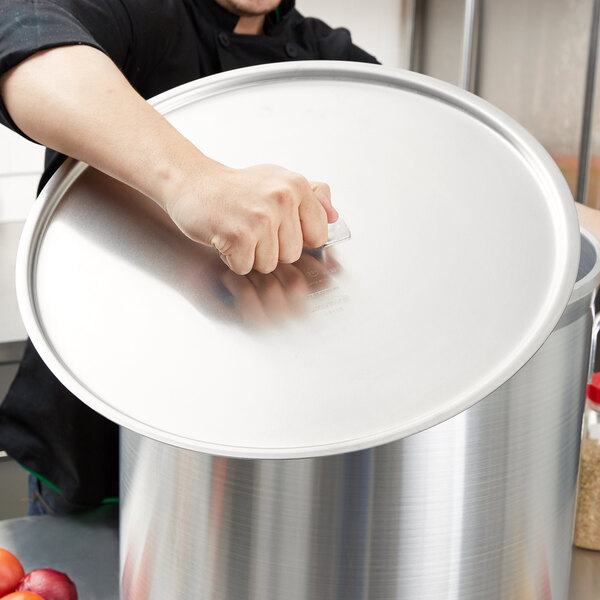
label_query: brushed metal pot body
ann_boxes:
[120,232,600,600]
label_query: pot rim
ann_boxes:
[571,228,600,304]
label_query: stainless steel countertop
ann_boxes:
[0,506,597,599]
[568,546,600,599]
[0,507,119,600]
[0,221,26,361]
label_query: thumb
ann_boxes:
[310,181,338,223]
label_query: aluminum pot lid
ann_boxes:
[17,62,580,458]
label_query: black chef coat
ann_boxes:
[0,0,378,507]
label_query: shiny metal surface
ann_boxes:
[0,510,596,600]
[120,232,600,599]
[459,0,480,92]
[0,508,598,600]
[17,62,580,458]
[399,0,417,69]
[577,0,600,205]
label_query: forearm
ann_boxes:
[0,44,335,275]
[0,44,217,209]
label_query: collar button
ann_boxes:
[285,42,299,58]
[218,31,230,48]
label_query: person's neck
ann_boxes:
[234,15,266,35]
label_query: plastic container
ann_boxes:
[574,371,600,551]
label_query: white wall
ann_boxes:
[0,128,43,223]
[297,0,405,67]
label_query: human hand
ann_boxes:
[164,161,338,275]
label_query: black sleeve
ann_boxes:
[0,0,131,135]
[306,18,380,65]
[0,0,179,137]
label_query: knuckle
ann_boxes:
[272,187,294,208]
[223,226,242,246]
[318,182,331,199]
[223,224,253,250]
[251,206,274,228]
[289,172,308,191]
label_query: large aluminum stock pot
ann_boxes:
[121,230,600,599]
[15,63,594,598]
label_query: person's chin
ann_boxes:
[213,0,280,17]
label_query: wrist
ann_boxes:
[151,149,225,214]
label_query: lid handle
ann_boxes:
[322,218,351,248]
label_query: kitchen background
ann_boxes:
[1,0,599,516]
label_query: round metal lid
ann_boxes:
[17,62,580,458]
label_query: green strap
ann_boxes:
[20,463,119,504]
[20,464,62,495]
[101,497,119,505]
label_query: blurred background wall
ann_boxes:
[299,0,600,209]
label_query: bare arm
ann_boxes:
[0,45,336,274]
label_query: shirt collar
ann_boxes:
[196,0,296,33]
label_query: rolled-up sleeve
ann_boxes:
[0,0,133,135]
